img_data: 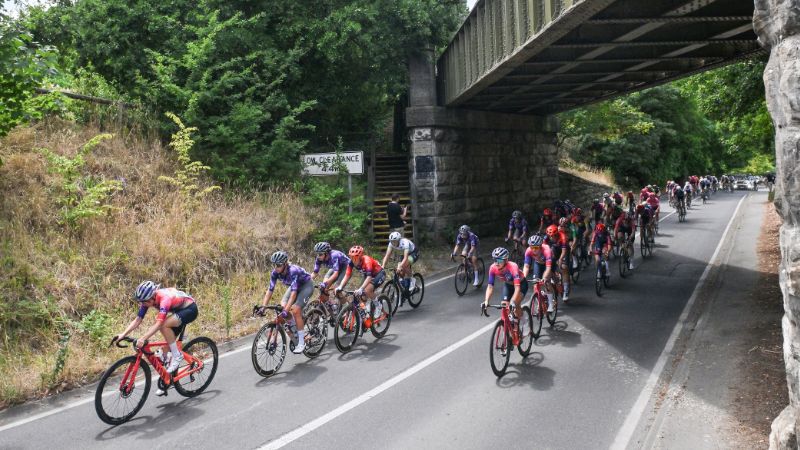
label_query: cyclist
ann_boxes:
[505,210,529,254]
[637,204,654,242]
[115,281,198,382]
[624,191,636,214]
[523,234,557,313]
[612,192,623,206]
[590,223,612,279]
[255,251,313,354]
[673,183,686,212]
[590,198,604,228]
[483,247,528,321]
[539,208,555,233]
[381,231,419,292]
[311,242,350,303]
[640,187,651,203]
[452,224,481,286]
[684,181,694,206]
[336,246,386,310]
[545,224,571,302]
[602,192,613,208]
[614,209,636,270]
[647,192,660,222]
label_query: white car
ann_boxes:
[735,178,755,190]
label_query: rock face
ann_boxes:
[754,1,800,448]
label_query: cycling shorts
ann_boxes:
[370,269,387,288]
[501,279,529,301]
[532,261,547,280]
[408,249,420,264]
[461,244,477,258]
[617,225,632,236]
[281,280,314,309]
[170,302,198,341]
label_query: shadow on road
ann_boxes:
[496,353,555,391]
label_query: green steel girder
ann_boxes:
[438,0,761,114]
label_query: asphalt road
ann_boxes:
[0,190,754,450]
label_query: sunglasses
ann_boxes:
[529,245,541,250]
[495,258,507,264]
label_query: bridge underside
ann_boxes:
[442,0,764,115]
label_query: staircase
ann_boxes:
[372,154,413,246]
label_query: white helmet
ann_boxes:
[388,231,402,241]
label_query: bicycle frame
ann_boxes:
[119,340,202,393]
[486,303,520,347]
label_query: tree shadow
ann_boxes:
[495,353,555,391]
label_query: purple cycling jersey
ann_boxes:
[313,250,350,274]
[268,264,312,292]
[508,218,529,234]
[455,231,479,247]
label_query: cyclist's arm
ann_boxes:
[399,248,410,267]
[484,283,494,306]
[322,269,339,286]
[522,263,530,279]
[118,316,143,338]
[380,246,392,269]
[260,287,274,307]
[358,275,373,291]
[506,228,513,241]
[452,243,461,257]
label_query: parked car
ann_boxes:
[735,177,755,191]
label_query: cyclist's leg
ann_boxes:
[469,246,480,285]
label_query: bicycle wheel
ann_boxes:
[619,250,629,278]
[546,294,559,326]
[531,294,545,339]
[95,356,151,425]
[334,304,360,353]
[302,307,328,358]
[489,321,511,377]
[571,256,581,284]
[381,281,401,315]
[517,306,534,357]
[595,266,604,297]
[251,323,287,377]
[476,258,486,287]
[454,264,468,296]
[174,336,218,397]
[640,231,648,258]
[603,268,611,288]
[370,295,392,339]
[408,273,425,308]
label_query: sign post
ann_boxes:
[301,151,364,216]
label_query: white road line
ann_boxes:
[0,271,459,433]
[610,193,748,450]
[258,321,496,449]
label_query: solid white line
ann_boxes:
[258,321,496,449]
[610,193,748,450]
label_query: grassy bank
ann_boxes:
[0,119,320,408]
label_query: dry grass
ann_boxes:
[0,119,320,408]
[559,154,618,188]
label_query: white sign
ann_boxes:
[302,151,364,176]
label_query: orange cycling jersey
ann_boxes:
[345,255,383,278]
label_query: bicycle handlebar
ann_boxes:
[111,336,153,355]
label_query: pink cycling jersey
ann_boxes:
[487,261,523,286]
[524,245,553,268]
[646,196,660,210]
[137,288,195,321]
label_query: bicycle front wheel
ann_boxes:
[252,323,287,377]
[531,294,544,339]
[381,281,400,316]
[408,273,425,308]
[454,264,468,296]
[595,268,604,297]
[489,321,511,377]
[546,295,559,326]
[302,307,328,358]
[95,355,151,425]
[517,306,534,357]
[334,304,360,353]
[619,251,629,278]
[370,295,392,339]
[174,336,218,397]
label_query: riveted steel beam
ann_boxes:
[586,15,751,24]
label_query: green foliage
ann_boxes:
[40,134,123,230]
[42,325,70,388]
[158,113,221,208]
[301,177,368,245]
[734,153,775,174]
[0,13,58,137]
[76,309,113,346]
[23,0,464,185]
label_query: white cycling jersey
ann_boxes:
[388,238,416,254]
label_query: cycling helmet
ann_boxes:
[592,198,599,204]
[595,223,606,232]
[491,247,510,260]
[575,207,583,216]
[270,250,289,265]
[571,216,580,224]
[546,224,558,237]
[348,246,364,259]
[603,193,610,198]
[134,280,160,302]
[313,241,331,253]
[512,210,522,219]
[558,217,568,226]
[459,224,471,235]
[543,208,552,216]
[528,235,544,247]
[388,231,402,242]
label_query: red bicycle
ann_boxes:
[529,277,560,339]
[95,335,218,425]
[481,301,533,377]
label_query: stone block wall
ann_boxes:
[406,106,559,243]
[558,170,615,212]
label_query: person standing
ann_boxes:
[386,193,408,235]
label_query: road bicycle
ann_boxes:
[454,254,485,296]
[95,335,218,425]
[333,290,392,353]
[619,236,634,278]
[251,303,328,378]
[303,286,341,328]
[701,188,709,204]
[595,253,611,297]
[528,276,560,339]
[481,301,533,377]
[508,239,525,266]
[381,268,425,315]
[678,199,687,222]
[640,223,654,258]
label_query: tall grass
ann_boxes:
[0,119,319,408]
